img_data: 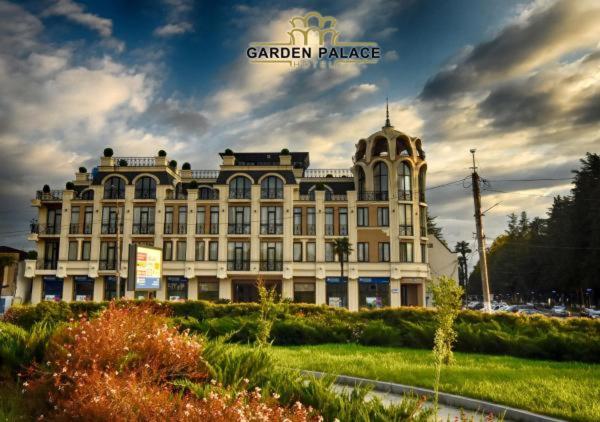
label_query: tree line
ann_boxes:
[467,153,600,307]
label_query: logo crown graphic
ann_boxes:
[289,12,338,46]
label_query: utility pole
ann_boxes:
[470,149,492,312]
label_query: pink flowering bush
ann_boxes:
[23,302,319,421]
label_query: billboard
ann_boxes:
[130,245,162,290]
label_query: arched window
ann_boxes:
[396,137,411,156]
[357,167,366,195]
[419,166,427,202]
[373,162,388,200]
[79,189,94,200]
[174,183,187,200]
[199,187,217,200]
[229,176,251,199]
[135,176,156,199]
[261,176,283,199]
[104,176,125,199]
[372,137,388,157]
[398,162,412,200]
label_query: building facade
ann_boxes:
[0,246,29,313]
[26,118,438,310]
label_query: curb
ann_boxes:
[301,370,565,422]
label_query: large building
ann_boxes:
[26,114,449,310]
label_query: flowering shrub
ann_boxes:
[24,302,318,421]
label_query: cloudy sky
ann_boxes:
[1,0,599,268]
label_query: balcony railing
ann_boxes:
[325,194,348,201]
[99,260,117,270]
[358,191,389,201]
[299,194,313,201]
[177,223,187,234]
[260,223,283,235]
[164,223,173,234]
[340,225,348,236]
[420,226,428,237]
[399,225,414,236]
[260,188,283,199]
[198,189,219,200]
[398,190,412,201]
[166,192,187,200]
[306,224,316,235]
[293,224,302,235]
[324,224,334,236]
[229,189,251,199]
[114,157,155,167]
[132,224,155,235]
[134,190,156,199]
[101,223,124,234]
[228,223,251,234]
[83,223,93,234]
[36,190,63,201]
[304,169,353,178]
[196,223,205,234]
[260,261,283,271]
[191,170,219,179]
[69,223,80,234]
[227,260,250,271]
[32,224,60,235]
[37,259,57,270]
[209,223,219,234]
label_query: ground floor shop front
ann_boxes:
[30,275,427,311]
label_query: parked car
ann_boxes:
[582,308,600,319]
[550,306,570,317]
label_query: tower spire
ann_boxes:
[384,97,392,127]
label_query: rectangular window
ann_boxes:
[357,207,369,227]
[176,241,186,261]
[260,241,283,271]
[357,242,369,262]
[325,242,335,262]
[260,206,283,234]
[133,206,155,234]
[377,207,389,226]
[399,204,413,236]
[83,206,93,234]
[378,242,390,262]
[210,206,219,234]
[325,208,334,235]
[420,206,427,236]
[101,206,122,234]
[229,206,251,234]
[164,206,173,234]
[46,208,62,234]
[198,282,219,301]
[81,241,91,261]
[70,207,80,234]
[73,277,94,301]
[400,242,414,263]
[306,207,316,235]
[99,241,117,270]
[294,282,315,304]
[421,242,428,263]
[178,206,187,234]
[306,242,316,262]
[293,242,302,262]
[339,208,348,235]
[208,241,218,261]
[163,241,173,261]
[195,241,205,261]
[68,241,78,260]
[196,207,206,234]
[293,207,302,235]
[167,277,188,300]
[227,241,250,270]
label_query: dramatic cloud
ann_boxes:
[42,0,112,37]
[154,0,194,37]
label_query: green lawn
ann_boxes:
[270,344,600,422]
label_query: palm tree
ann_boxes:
[332,237,353,282]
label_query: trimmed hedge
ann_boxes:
[4,301,600,362]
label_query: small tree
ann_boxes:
[182,162,191,170]
[280,148,290,155]
[332,237,353,283]
[169,160,177,169]
[78,167,87,173]
[430,276,463,416]
[42,184,50,193]
[103,148,114,158]
[65,182,75,190]
[255,277,278,346]
[158,149,167,157]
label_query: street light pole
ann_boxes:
[470,149,492,312]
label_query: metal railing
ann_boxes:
[324,224,334,236]
[306,224,316,235]
[192,170,219,179]
[228,223,251,234]
[114,157,155,167]
[299,194,313,201]
[304,169,353,178]
[198,189,219,200]
[398,190,412,201]
[358,191,389,201]
[229,189,251,199]
[420,226,428,237]
[134,190,156,199]
[36,190,63,201]
[227,260,250,271]
[260,261,283,271]
[83,223,93,234]
[32,224,60,235]
[325,194,348,201]
[99,260,117,270]
[399,225,414,236]
[339,225,348,236]
[101,223,124,234]
[209,223,219,234]
[132,224,155,235]
[177,223,187,234]
[260,188,283,199]
[69,223,80,234]
[166,192,187,200]
[164,223,173,234]
[260,223,283,235]
[37,259,57,269]
[196,223,205,234]
[293,224,302,235]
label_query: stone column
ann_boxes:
[219,278,232,301]
[31,276,42,304]
[94,277,104,301]
[315,277,326,305]
[62,276,73,302]
[348,278,358,311]
[390,278,401,307]
[188,277,198,300]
